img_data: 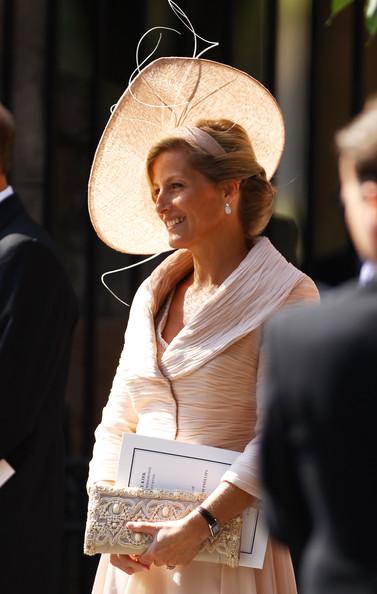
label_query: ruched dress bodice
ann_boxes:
[156,293,262,453]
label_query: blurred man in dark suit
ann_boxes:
[261,96,377,594]
[0,102,78,593]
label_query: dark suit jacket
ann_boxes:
[0,193,78,594]
[261,279,377,594]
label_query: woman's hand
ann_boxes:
[127,511,210,569]
[110,553,151,575]
[110,482,255,574]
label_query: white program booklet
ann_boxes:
[117,434,268,568]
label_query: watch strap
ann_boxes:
[197,505,220,536]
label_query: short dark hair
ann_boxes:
[0,103,15,175]
[336,95,377,182]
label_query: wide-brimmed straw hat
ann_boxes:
[88,56,285,255]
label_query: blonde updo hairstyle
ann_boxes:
[146,119,275,245]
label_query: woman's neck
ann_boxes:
[190,236,250,288]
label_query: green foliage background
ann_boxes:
[331,0,377,36]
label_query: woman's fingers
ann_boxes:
[110,553,150,574]
[126,518,204,568]
[126,521,163,567]
[137,521,187,567]
[126,521,160,534]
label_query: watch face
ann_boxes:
[210,522,221,537]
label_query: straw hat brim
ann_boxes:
[88,57,285,255]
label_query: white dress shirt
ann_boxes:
[359,261,377,286]
[0,185,14,204]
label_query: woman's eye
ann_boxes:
[171,182,182,190]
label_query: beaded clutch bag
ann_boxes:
[84,485,242,568]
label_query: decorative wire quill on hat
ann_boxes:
[88,0,285,305]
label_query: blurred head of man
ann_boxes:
[336,96,377,263]
[0,102,15,189]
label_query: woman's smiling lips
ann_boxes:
[165,216,185,230]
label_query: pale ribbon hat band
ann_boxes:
[173,125,226,156]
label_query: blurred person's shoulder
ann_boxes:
[0,193,68,276]
[266,275,375,347]
[0,197,77,307]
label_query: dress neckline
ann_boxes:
[156,290,175,350]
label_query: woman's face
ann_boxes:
[150,149,228,250]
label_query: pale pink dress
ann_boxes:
[88,239,319,594]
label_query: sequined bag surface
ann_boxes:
[84,485,242,568]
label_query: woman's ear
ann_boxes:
[222,180,241,202]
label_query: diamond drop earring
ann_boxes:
[224,202,232,215]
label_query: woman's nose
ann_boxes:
[155,189,169,214]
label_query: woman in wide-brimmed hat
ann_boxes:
[86,51,319,594]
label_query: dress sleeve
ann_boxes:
[87,339,138,486]
[220,275,319,498]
